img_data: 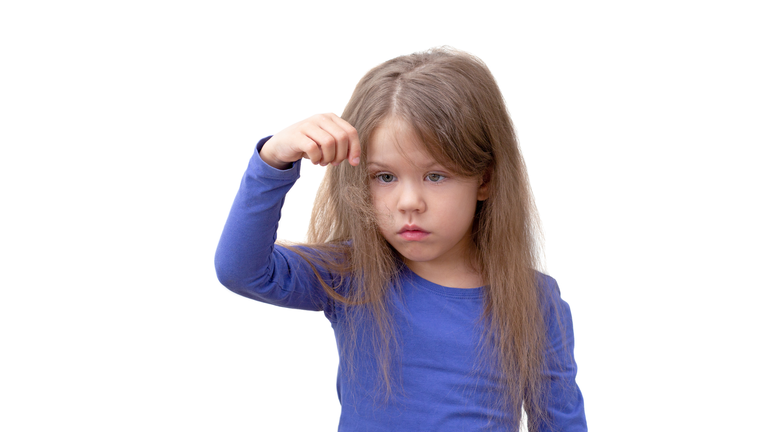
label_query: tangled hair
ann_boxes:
[290,47,563,430]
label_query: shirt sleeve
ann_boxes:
[539,275,588,431]
[214,137,333,314]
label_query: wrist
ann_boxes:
[259,138,292,170]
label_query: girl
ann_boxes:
[215,48,586,431]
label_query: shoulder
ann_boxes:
[534,271,573,328]
[535,271,563,302]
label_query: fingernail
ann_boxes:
[351,157,360,165]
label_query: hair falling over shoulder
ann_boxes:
[287,47,565,430]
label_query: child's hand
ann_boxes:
[260,114,361,170]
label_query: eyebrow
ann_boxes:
[367,160,445,171]
[366,161,390,170]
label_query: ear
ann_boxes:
[477,167,492,201]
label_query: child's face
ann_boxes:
[366,118,490,281]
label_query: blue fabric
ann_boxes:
[215,138,587,431]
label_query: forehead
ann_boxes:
[366,118,439,169]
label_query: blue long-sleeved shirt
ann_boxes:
[215,137,587,431]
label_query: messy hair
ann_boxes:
[290,47,562,430]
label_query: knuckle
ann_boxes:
[333,131,348,144]
[318,136,335,148]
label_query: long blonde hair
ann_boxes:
[290,47,562,430]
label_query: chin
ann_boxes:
[396,248,438,264]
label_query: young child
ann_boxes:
[215,48,586,431]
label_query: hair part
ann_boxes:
[288,47,565,430]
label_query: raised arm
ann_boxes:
[214,114,360,311]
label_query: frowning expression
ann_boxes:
[366,118,489,274]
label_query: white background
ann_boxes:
[1,1,766,431]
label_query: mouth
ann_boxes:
[397,225,430,241]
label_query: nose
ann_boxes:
[396,182,426,214]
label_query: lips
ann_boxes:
[397,225,430,241]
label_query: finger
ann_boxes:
[302,124,336,165]
[312,126,337,165]
[297,134,323,164]
[317,115,350,166]
[329,115,361,166]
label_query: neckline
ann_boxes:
[399,265,485,299]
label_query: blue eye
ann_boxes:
[376,173,395,183]
[426,173,445,182]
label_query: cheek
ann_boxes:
[370,188,389,211]
[442,189,481,228]
[371,191,394,226]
